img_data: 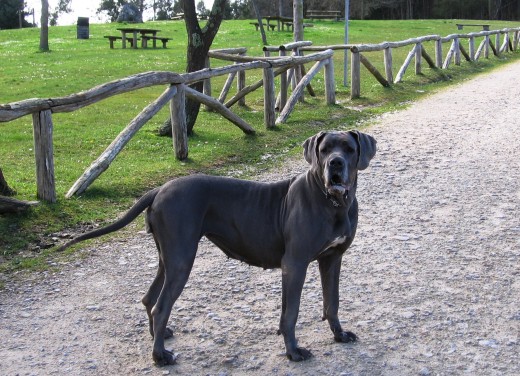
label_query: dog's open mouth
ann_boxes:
[326,175,349,197]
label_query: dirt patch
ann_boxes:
[1,62,519,375]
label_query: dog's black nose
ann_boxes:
[329,157,345,169]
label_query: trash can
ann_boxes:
[77,17,89,39]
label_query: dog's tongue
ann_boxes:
[328,184,346,196]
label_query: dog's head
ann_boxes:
[303,130,376,204]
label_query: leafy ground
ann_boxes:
[1,19,519,269]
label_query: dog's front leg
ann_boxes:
[318,253,357,343]
[278,259,312,361]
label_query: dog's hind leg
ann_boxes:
[151,238,198,366]
[143,261,174,339]
[142,237,173,339]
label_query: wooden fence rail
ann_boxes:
[0,50,335,200]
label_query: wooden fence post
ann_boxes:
[435,38,443,68]
[384,47,393,83]
[415,43,422,75]
[500,32,509,53]
[443,41,455,69]
[495,33,501,56]
[237,56,246,107]
[294,47,304,102]
[279,49,288,110]
[171,84,188,160]
[218,65,237,103]
[32,110,56,203]
[350,49,361,99]
[324,57,336,105]
[263,66,276,128]
[203,56,212,111]
[454,38,461,65]
[395,44,418,83]
[469,36,475,60]
[485,35,490,58]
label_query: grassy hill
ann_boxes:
[1,19,519,269]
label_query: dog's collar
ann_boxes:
[322,189,343,208]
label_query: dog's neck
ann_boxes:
[324,191,343,208]
[308,170,355,208]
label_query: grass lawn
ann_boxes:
[1,18,519,270]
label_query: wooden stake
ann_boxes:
[32,110,56,203]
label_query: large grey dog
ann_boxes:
[59,130,376,366]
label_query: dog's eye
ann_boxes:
[341,143,352,151]
[319,145,330,154]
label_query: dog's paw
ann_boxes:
[153,349,177,366]
[334,330,358,343]
[286,347,313,361]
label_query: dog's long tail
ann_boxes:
[57,187,160,252]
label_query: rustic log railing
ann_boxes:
[2,26,519,202]
[207,42,335,126]
[301,27,520,99]
[0,50,335,200]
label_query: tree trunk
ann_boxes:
[0,168,16,196]
[252,0,268,46]
[40,0,49,51]
[293,0,304,42]
[159,0,226,137]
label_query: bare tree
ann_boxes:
[39,0,49,51]
[252,0,268,45]
[159,0,227,136]
[293,0,304,42]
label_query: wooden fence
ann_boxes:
[1,27,519,203]
[301,27,520,98]
[0,49,335,201]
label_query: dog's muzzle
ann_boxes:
[324,156,350,205]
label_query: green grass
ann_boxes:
[1,19,519,270]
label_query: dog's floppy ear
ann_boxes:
[350,130,377,170]
[303,131,327,166]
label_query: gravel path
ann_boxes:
[1,62,520,376]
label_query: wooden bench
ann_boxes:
[250,22,276,31]
[456,23,490,31]
[104,35,138,49]
[306,10,341,21]
[141,36,172,48]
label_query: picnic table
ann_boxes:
[264,16,293,31]
[116,27,160,49]
[105,28,172,49]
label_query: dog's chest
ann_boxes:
[328,236,347,248]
